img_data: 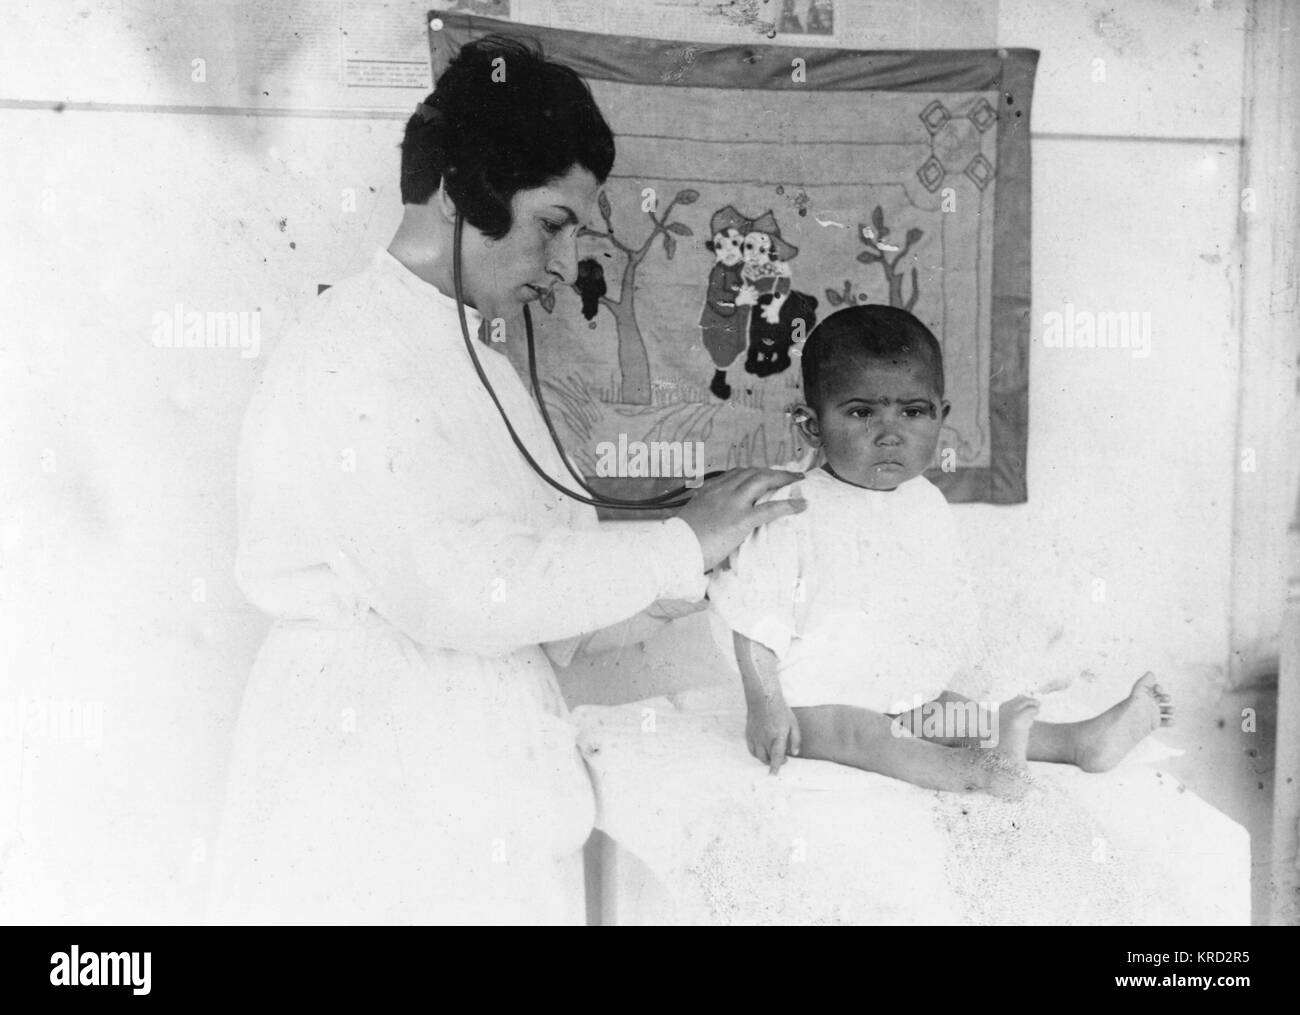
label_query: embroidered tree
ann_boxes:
[547,187,698,405]
[826,205,922,311]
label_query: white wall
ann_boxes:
[565,0,1248,714]
[0,0,1265,923]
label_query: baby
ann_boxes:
[709,305,1173,798]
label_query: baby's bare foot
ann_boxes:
[994,694,1039,761]
[1075,672,1173,773]
[980,695,1039,799]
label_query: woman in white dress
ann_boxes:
[208,34,804,924]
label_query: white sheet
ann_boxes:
[575,685,1249,925]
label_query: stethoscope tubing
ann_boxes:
[452,211,701,510]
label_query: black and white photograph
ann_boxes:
[1,0,1297,954]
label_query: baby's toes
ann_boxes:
[1017,695,1041,714]
[1002,696,1040,722]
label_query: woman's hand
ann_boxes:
[746,692,802,775]
[675,468,805,572]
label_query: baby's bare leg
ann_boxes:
[792,701,1037,799]
[1028,673,1174,772]
[918,691,1083,759]
[895,693,1033,753]
[933,677,1174,771]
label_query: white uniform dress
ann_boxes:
[709,469,984,714]
[209,248,706,924]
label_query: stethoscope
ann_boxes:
[451,211,706,510]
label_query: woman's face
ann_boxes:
[461,164,602,319]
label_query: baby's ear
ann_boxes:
[790,403,821,443]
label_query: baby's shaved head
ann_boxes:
[800,305,944,412]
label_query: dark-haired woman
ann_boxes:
[209,35,803,924]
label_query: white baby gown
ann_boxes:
[709,468,986,712]
[208,249,706,924]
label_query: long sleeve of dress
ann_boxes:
[568,596,709,659]
[236,294,707,660]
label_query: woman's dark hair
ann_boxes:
[801,305,945,412]
[399,34,616,239]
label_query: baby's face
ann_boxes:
[800,356,948,491]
